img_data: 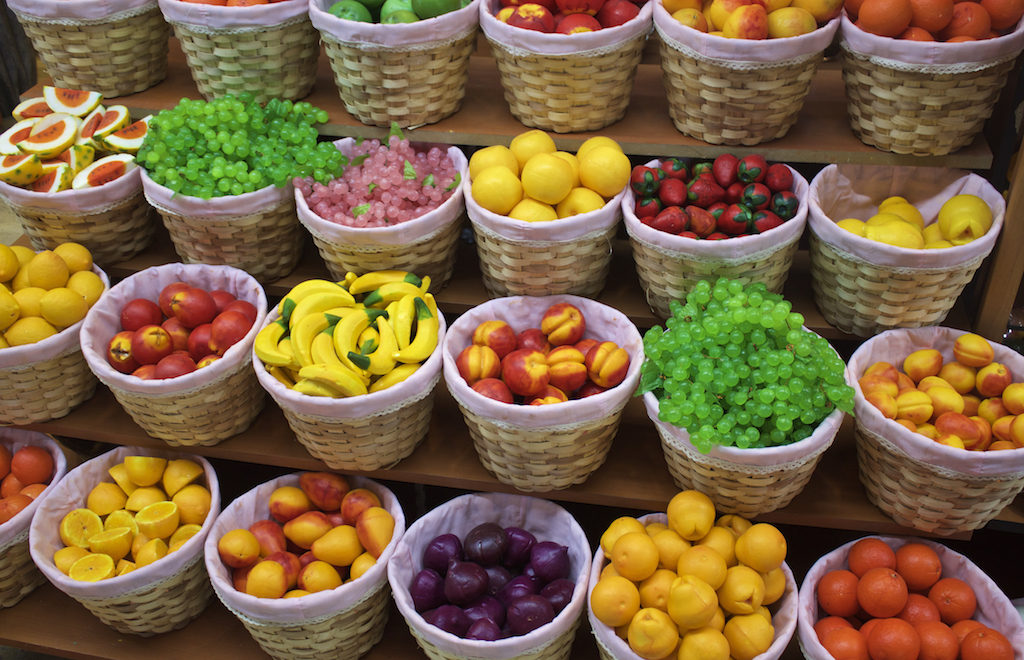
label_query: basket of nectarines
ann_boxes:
[204,471,404,660]
[0,430,67,609]
[79,262,268,447]
[849,326,1024,536]
[441,295,643,491]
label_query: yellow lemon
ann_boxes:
[59,508,104,548]
[556,187,606,218]
[734,523,787,573]
[590,575,641,628]
[578,145,631,198]
[610,531,660,582]
[53,546,91,575]
[52,242,93,273]
[678,626,732,660]
[135,500,179,540]
[601,563,620,580]
[104,509,139,535]
[25,250,69,290]
[12,287,46,318]
[645,522,668,537]
[88,527,133,562]
[521,153,574,205]
[925,239,955,249]
[124,486,167,512]
[651,528,690,571]
[4,316,57,346]
[509,129,557,171]
[715,514,750,538]
[68,553,115,582]
[864,220,924,249]
[761,567,786,605]
[86,482,128,517]
[124,455,167,487]
[116,559,136,576]
[469,144,519,179]
[508,198,558,223]
[788,0,842,23]
[66,270,105,307]
[882,202,925,229]
[697,526,737,567]
[716,565,765,615]
[722,613,775,660]
[552,151,580,186]
[878,195,910,210]
[0,285,17,332]
[39,286,89,330]
[172,483,212,525]
[628,607,679,660]
[9,265,30,291]
[600,516,646,555]
[108,462,138,495]
[134,537,168,567]
[168,523,203,552]
[284,589,310,598]
[676,545,728,591]
[667,490,716,541]
[937,194,993,244]
[162,458,204,497]
[0,245,18,282]
[667,574,719,631]
[865,212,908,227]
[638,568,677,610]
[8,245,34,268]
[922,223,944,244]
[471,165,523,216]
[575,135,622,162]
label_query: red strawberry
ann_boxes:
[687,177,724,208]
[717,203,754,235]
[764,163,793,192]
[660,157,689,182]
[650,206,689,234]
[658,178,687,207]
[752,210,784,233]
[740,182,772,211]
[737,155,768,183]
[634,196,663,219]
[712,153,739,188]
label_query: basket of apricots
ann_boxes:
[588,489,798,660]
[0,430,67,609]
[204,471,403,660]
[27,447,220,635]
[441,295,642,492]
[652,0,840,145]
[848,326,1024,536]
[798,535,1024,659]
[839,0,1024,155]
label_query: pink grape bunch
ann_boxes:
[294,134,460,228]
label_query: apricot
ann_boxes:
[916,423,938,440]
[934,412,982,448]
[1000,382,1024,414]
[952,333,994,367]
[859,374,899,398]
[864,361,900,382]
[355,506,396,559]
[977,397,1009,424]
[937,361,976,395]
[903,349,943,383]
[268,485,312,523]
[298,472,350,512]
[925,385,964,419]
[962,394,981,418]
[866,391,898,419]
[895,389,933,425]
[917,376,949,392]
[1008,414,1024,448]
[976,362,1012,398]
[968,416,992,451]
[340,488,382,526]
[936,434,966,449]
[991,415,1015,443]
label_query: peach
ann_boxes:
[991,415,1014,443]
[546,345,588,393]
[903,349,943,383]
[934,412,982,448]
[937,362,977,395]
[916,423,938,440]
[248,519,287,557]
[106,330,139,374]
[265,550,302,589]
[340,488,382,526]
[1009,414,1024,448]
[1000,382,1024,414]
[968,416,992,451]
[501,348,550,397]
[962,394,981,418]
[245,559,289,599]
[282,510,333,550]
[858,374,899,399]
[130,324,174,366]
[298,471,350,512]
[471,378,515,403]
[506,2,556,31]
[976,362,1012,398]
[925,386,964,418]
[456,344,502,387]
[217,528,261,568]
[722,3,768,38]
[865,391,898,419]
[472,320,517,360]
[529,385,569,405]
[988,440,1017,450]
[169,286,218,329]
[896,372,916,393]
[540,302,586,346]
[517,328,551,354]
[895,389,933,425]
[935,434,966,450]
[298,560,344,593]
[355,506,396,559]
[585,341,630,389]
[268,485,313,523]
[576,381,608,398]
[311,524,363,567]
[575,338,599,359]
[952,333,994,368]
[864,361,900,382]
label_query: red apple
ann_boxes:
[132,364,158,380]
[107,330,139,374]
[209,310,254,355]
[596,0,638,26]
[170,287,218,329]
[472,377,515,403]
[500,348,550,397]
[120,298,163,332]
[158,281,191,318]
[507,3,557,31]
[154,352,197,379]
[223,299,258,324]
[556,0,604,14]
[517,328,551,354]
[130,325,174,365]
[540,302,586,346]
[557,11,602,31]
[209,289,236,313]
[161,317,191,352]
[187,323,214,362]
[576,380,608,398]
[472,320,518,360]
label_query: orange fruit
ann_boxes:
[980,0,1024,29]
[960,626,1014,660]
[846,0,867,18]
[818,569,860,618]
[940,1,991,38]
[820,626,869,660]
[10,445,54,486]
[897,592,941,624]
[858,0,914,35]
[900,25,937,37]
[894,542,942,592]
[927,577,977,624]
[945,33,978,39]
[859,617,883,642]
[908,0,954,31]
[865,617,921,660]
[857,567,909,618]
[0,445,10,480]
[950,618,986,643]
[815,615,854,642]
[848,537,897,578]
[914,620,959,660]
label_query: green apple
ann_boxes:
[382,8,420,21]
[327,0,373,21]
[410,0,461,19]
[379,0,414,20]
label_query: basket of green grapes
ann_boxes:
[639,277,855,517]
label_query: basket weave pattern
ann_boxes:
[407,613,582,660]
[4,190,158,266]
[472,222,616,298]
[170,16,319,103]
[109,359,265,447]
[0,346,98,426]
[841,46,1016,156]
[309,213,464,291]
[487,37,645,133]
[855,424,1024,536]
[658,37,821,145]
[151,195,303,284]
[228,578,391,660]
[0,533,46,609]
[629,233,799,321]
[13,5,169,97]
[808,230,985,337]
[74,553,212,636]
[321,29,476,128]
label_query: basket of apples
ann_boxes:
[848,326,1024,536]
[79,263,267,447]
[479,0,653,133]
[622,153,808,321]
[441,295,642,491]
[205,471,404,660]
[0,430,67,609]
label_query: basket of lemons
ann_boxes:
[464,131,630,298]
[807,164,1005,337]
[28,446,220,635]
[1,242,108,425]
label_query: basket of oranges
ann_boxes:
[798,535,1024,659]
[0,430,68,609]
[848,326,1024,536]
[157,0,319,103]
[807,164,1005,337]
[839,0,1024,155]
[28,446,220,635]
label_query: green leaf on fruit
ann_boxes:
[403,160,416,180]
[352,154,368,167]
[353,203,370,217]
[388,122,405,142]
[422,174,435,187]
[445,172,461,192]
[368,182,377,194]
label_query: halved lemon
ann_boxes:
[123,455,167,488]
[88,527,133,562]
[104,509,139,535]
[134,538,168,567]
[124,486,167,512]
[135,500,179,540]
[161,458,204,497]
[108,462,138,495]
[168,523,202,552]
[53,546,91,575]
[68,553,115,582]
[115,559,136,576]
[59,508,103,549]
[86,481,128,517]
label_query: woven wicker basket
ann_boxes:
[9,0,169,97]
[807,164,1005,337]
[624,160,808,320]
[480,0,651,133]
[159,0,318,103]
[0,266,109,426]
[141,171,303,284]
[253,308,446,471]
[848,327,1024,536]
[79,263,268,447]
[654,2,839,145]
[0,172,158,267]
[645,391,845,517]
[442,295,643,492]
[840,15,1024,156]
[0,432,68,609]
[206,474,403,660]
[310,0,479,128]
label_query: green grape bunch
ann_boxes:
[638,277,855,454]
[136,94,347,199]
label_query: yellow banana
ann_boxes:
[348,270,423,295]
[287,289,356,330]
[254,319,293,366]
[298,363,368,397]
[278,279,350,323]
[341,272,359,288]
[291,311,333,368]
[423,292,438,319]
[392,293,417,350]
[393,297,439,364]
[357,326,380,354]
[310,327,345,369]
[369,363,420,393]
[361,276,431,309]
[292,378,345,398]
[266,365,297,388]
[350,314,399,376]
[332,308,388,372]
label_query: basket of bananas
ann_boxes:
[253,270,446,471]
